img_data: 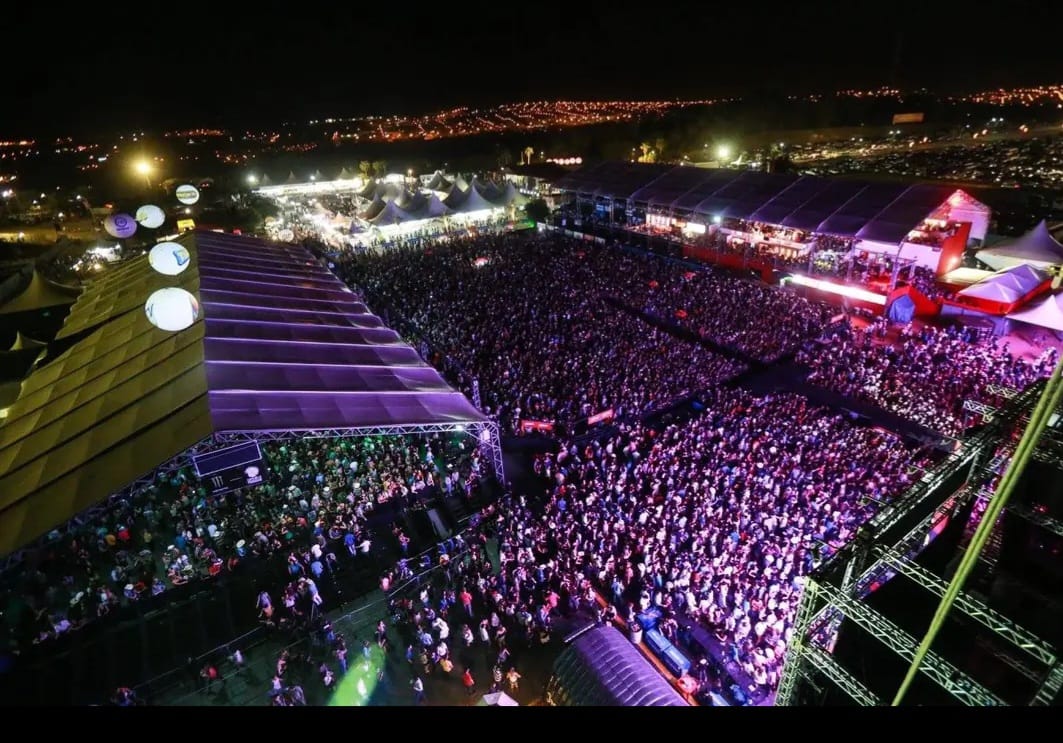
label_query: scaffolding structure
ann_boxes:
[1,421,504,577]
[777,377,1063,706]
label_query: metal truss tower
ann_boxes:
[778,374,1063,706]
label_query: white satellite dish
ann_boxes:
[145,287,200,331]
[175,184,200,205]
[135,204,166,229]
[148,242,191,276]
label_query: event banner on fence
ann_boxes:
[520,419,555,433]
[587,409,615,426]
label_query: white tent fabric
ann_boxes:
[477,692,519,706]
[358,179,379,199]
[1007,292,1063,331]
[423,193,453,218]
[368,200,413,226]
[426,171,453,191]
[959,281,1024,303]
[976,221,1063,270]
[394,189,418,209]
[358,196,387,221]
[470,177,503,202]
[452,184,499,213]
[958,264,1048,303]
[495,181,528,208]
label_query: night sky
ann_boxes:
[8,0,1063,136]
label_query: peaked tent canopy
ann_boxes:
[452,184,499,214]
[0,231,486,558]
[367,199,413,226]
[478,691,519,706]
[358,196,387,221]
[338,167,352,180]
[394,189,419,209]
[495,182,528,208]
[426,171,452,191]
[976,220,1063,270]
[957,264,1049,305]
[423,193,453,218]
[1007,292,1063,331]
[442,183,469,209]
[470,177,503,202]
[358,179,379,199]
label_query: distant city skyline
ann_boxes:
[6,0,1063,138]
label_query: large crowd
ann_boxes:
[335,233,747,431]
[0,433,481,656]
[797,320,1055,436]
[510,385,923,696]
[8,223,1056,705]
[334,232,836,433]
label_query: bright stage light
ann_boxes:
[787,274,887,305]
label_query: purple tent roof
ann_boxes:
[194,231,486,432]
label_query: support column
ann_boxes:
[776,578,820,706]
[470,420,505,487]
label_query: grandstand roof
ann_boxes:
[0,231,484,557]
[556,163,959,244]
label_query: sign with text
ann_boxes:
[193,441,265,495]
[520,419,555,433]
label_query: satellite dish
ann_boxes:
[104,213,137,238]
[135,204,166,229]
[175,184,200,205]
[145,287,200,331]
[148,242,191,275]
[278,228,295,242]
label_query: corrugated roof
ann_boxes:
[0,231,484,556]
[557,163,969,241]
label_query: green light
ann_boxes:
[327,657,382,706]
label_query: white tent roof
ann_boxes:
[495,181,528,207]
[423,193,453,218]
[451,184,499,213]
[1007,292,1063,331]
[358,196,387,220]
[367,199,413,225]
[977,220,1063,270]
[958,264,1049,303]
[477,691,519,706]
[959,281,1024,303]
[470,177,503,202]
